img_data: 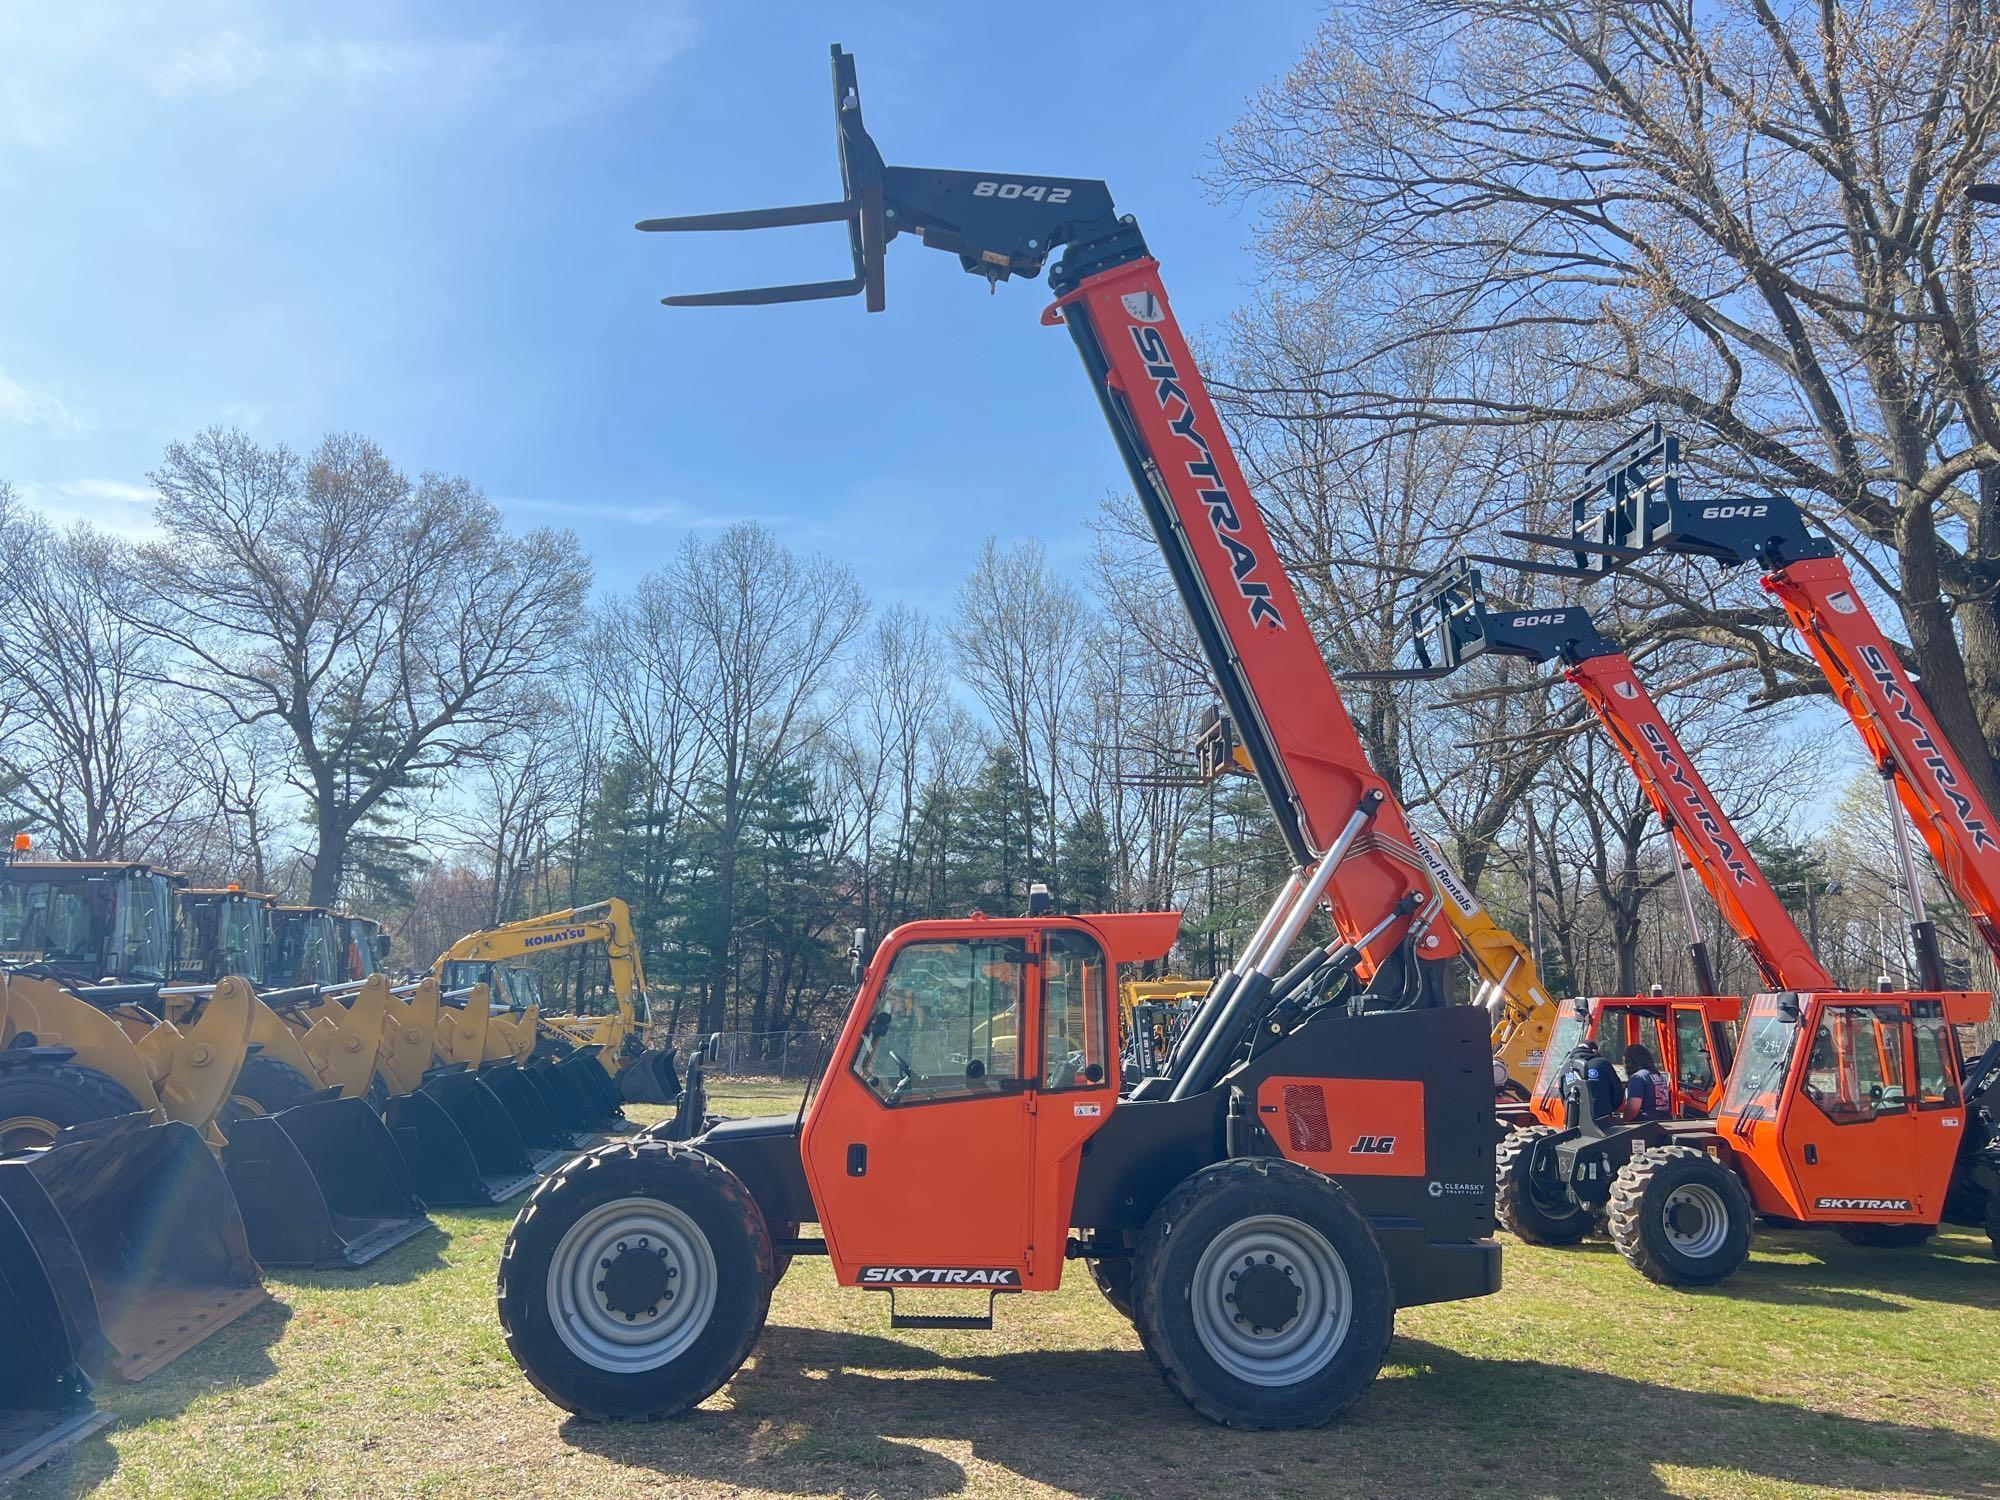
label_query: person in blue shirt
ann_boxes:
[1619,1044,1671,1120]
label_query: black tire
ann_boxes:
[1128,1158,1393,1429]
[1608,1145,1752,1287]
[217,1053,321,1132]
[1985,1184,2000,1262]
[1086,1256,1135,1320]
[497,1137,772,1420]
[1835,1222,1936,1249]
[1494,1127,1591,1245]
[769,1221,797,1290]
[0,1060,145,1152]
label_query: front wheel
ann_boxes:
[497,1138,772,1420]
[1086,1255,1135,1321]
[1607,1145,1752,1287]
[1129,1158,1392,1429]
[1494,1127,1590,1245]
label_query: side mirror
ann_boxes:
[849,926,869,982]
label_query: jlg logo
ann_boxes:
[1700,504,1768,520]
[1349,1135,1397,1155]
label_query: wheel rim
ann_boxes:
[0,1115,60,1153]
[1660,1181,1730,1259]
[1189,1214,1351,1387]
[547,1195,717,1373]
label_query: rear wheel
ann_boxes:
[1608,1145,1752,1286]
[217,1054,321,1132]
[0,1061,144,1152]
[497,1138,772,1420]
[1835,1222,1935,1249]
[1494,1127,1590,1245]
[1129,1158,1392,1429]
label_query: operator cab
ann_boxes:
[1529,994,1741,1128]
[0,859,182,985]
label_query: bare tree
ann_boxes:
[950,537,1093,875]
[1215,0,2000,800]
[126,428,590,903]
[0,503,194,857]
[674,523,869,1031]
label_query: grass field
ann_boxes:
[17,1082,2000,1500]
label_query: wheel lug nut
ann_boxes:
[1233,1313,1244,1323]
[600,1258,611,1270]
[1264,1253,1275,1264]
[667,1267,678,1278]
[1225,1293,1236,1303]
[596,1281,607,1293]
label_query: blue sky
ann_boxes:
[0,1,1324,614]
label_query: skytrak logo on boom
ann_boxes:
[1638,722,1756,884]
[1859,644,1999,851]
[1127,324,1285,631]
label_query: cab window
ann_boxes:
[1911,1000,1960,1110]
[1042,931,1110,1090]
[1801,1005,1909,1124]
[853,939,1026,1104]
[1672,1008,1716,1095]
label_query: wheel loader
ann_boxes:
[1,856,434,1268]
[494,47,1501,1431]
[181,885,544,1206]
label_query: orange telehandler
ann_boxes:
[1461,425,2000,1271]
[493,46,1499,1431]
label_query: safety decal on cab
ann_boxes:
[1073,1103,1102,1117]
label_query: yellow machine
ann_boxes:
[0,856,434,1273]
[1198,709,1556,1093]
[179,885,551,1203]
[0,962,269,1383]
[431,898,680,1105]
[1118,978,1207,1078]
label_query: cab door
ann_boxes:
[1668,1003,1724,1116]
[1782,1000,1925,1221]
[802,930,1040,1289]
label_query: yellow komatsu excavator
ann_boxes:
[431,898,681,1107]
[1196,709,1556,1093]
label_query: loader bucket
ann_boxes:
[220,1093,434,1269]
[0,1195,114,1485]
[518,1059,598,1142]
[475,1063,573,1165]
[389,1066,539,1204]
[619,1045,682,1105]
[0,1116,267,1383]
[552,1045,631,1131]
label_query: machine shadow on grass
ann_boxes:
[15,1298,295,1500]
[554,1323,2000,1499]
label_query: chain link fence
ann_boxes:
[665,1029,835,1080]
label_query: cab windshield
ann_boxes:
[112,874,175,981]
[1719,999,1802,1124]
[1533,1004,1591,1104]
[212,899,268,984]
[1,876,104,971]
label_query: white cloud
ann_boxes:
[0,4,699,154]
[0,368,78,430]
[13,478,159,538]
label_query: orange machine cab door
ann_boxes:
[1782,1000,1926,1222]
[800,922,1119,1293]
[1667,1003,1728,1117]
